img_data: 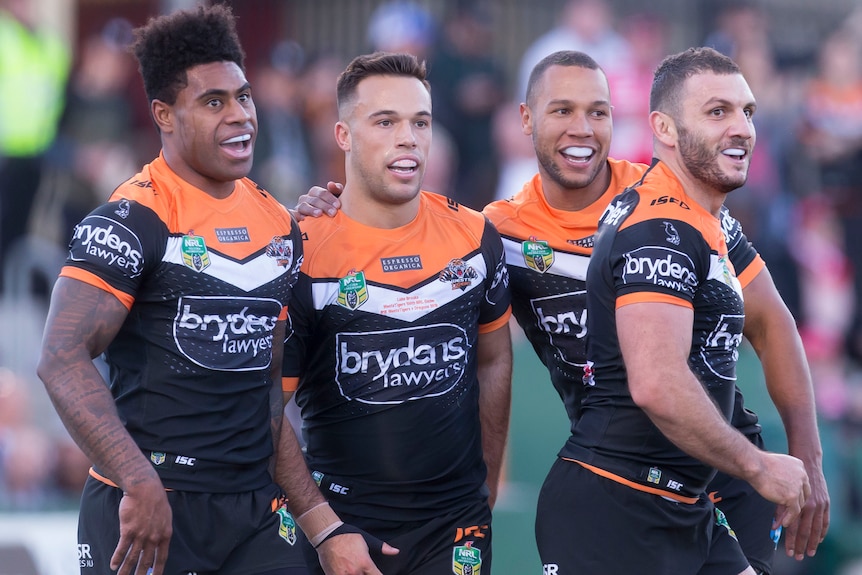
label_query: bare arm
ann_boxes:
[743,267,830,559]
[274,392,397,575]
[476,323,513,509]
[617,301,810,527]
[36,277,171,575]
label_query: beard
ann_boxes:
[677,124,749,195]
[533,134,604,191]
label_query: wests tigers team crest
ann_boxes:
[439,259,478,291]
[266,235,294,268]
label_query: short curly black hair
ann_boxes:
[131,3,245,105]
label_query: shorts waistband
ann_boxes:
[564,458,701,504]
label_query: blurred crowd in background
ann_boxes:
[2,0,862,571]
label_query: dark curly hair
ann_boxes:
[131,3,245,105]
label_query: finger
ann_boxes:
[113,545,141,575]
[110,536,133,573]
[326,181,344,196]
[382,542,400,556]
[134,549,155,575]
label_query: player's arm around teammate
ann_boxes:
[741,267,830,558]
[38,280,172,575]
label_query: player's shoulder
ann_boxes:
[422,191,487,229]
[482,174,542,230]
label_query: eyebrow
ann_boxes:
[369,109,432,119]
[545,98,610,108]
[197,82,252,100]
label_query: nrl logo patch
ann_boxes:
[452,542,481,575]
[266,235,293,268]
[150,452,166,466]
[277,505,298,545]
[181,232,211,272]
[337,269,369,310]
[522,236,554,273]
[439,258,478,291]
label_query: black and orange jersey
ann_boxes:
[283,192,511,521]
[484,159,648,424]
[60,153,302,492]
[566,159,748,500]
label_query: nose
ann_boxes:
[729,108,754,140]
[395,122,417,148]
[566,112,594,138]
[227,97,254,123]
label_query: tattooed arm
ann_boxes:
[37,277,172,575]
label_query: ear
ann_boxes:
[649,110,676,148]
[335,120,351,152]
[519,103,533,136]
[152,100,173,134]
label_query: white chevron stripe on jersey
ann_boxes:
[310,252,489,322]
[502,237,590,281]
[164,237,294,292]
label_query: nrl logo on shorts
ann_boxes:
[150,452,166,466]
[277,504,298,546]
[452,541,481,575]
[522,236,554,273]
[266,235,293,268]
[337,269,369,310]
[439,258,478,291]
[181,232,211,272]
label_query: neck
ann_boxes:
[541,163,612,212]
[340,188,421,229]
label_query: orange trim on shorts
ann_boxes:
[563,458,700,504]
[88,466,173,491]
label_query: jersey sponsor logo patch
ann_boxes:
[439,258,478,291]
[337,269,369,310]
[266,235,294,268]
[215,227,250,243]
[622,246,698,297]
[174,296,281,371]
[181,232,211,272]
[522,237,554,273]
[566,235,594,248]
[452,542,481,575]
[600,198,632,227]
[114,198,131,219]
[530,291,587,367]
[700,313,745,381]
[380,255,423,272]
[336,323,469,404]
[663,221,681,245]
[70,215,144,277]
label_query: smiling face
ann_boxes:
[522,64,613,209]
[336,74,432,211]
[155,60,256,198]
[672,72,756,195]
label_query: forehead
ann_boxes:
[533,65,610,105]
[680,72,755,109]
[182,61,248,96]
[352,74,431,115]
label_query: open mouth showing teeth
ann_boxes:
[562,146,593,162]
[389,159,418,173]
[222,134,251,151]
[723,148,746,159]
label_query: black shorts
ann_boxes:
[535,458,750,575]
[708,470,777,575]
[301,498,491,575]
[78,474,308,575]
